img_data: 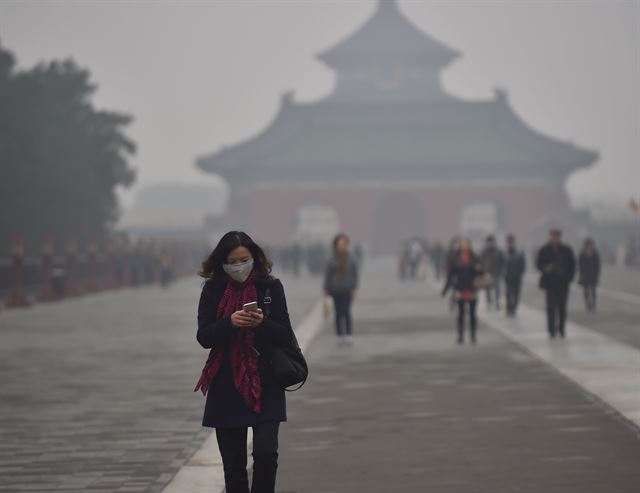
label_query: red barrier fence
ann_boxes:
[0,235,209,310]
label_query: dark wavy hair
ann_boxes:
[199,231,273,282]
[332,233,351,273]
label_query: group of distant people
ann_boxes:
[269,241,363,278]
[194,227,604,493]
[440,234,526,344]
[398,237,429,280]
[440,229,601,343]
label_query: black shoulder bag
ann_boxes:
[263,287,309,391]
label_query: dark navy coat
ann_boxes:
[578,251,601,286]
[536,243,576,290]
[196,276,292,428]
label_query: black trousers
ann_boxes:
[215,421,280,493]
[545,285,570,337]
[332,293,353,336]
[583,283,597,311]
[457,299,477,341]
[505,279,522,314]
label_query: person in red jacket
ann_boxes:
[442,238,484,344]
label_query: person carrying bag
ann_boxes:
[194,231,307,493]
[262,286,308,391]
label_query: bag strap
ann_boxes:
[263,284,307,392]
[264,286,301,349]
[263,287,272,318]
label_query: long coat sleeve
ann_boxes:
[196,282,234,349]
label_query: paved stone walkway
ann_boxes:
[0,273,319,493]
[276,268,640,493]
[2,260,639,492]
[520,268,640,350]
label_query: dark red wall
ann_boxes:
[248,184,553,251]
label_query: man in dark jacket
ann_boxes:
[504,234,526,316]
[480,235,505,310]
[536,229,576,338]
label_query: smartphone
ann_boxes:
[243,301,258,312]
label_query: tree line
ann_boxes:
[0,42,136,255]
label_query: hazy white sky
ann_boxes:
[1,0,639,208]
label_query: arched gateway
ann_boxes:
[197,0,597,251]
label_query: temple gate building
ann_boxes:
[197,0,597,252]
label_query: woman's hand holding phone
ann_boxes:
[231,309,263,328]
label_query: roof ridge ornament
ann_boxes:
[494,87,508,103]
[281,90,294,106]
[378,0,398,10]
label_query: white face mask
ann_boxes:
[223,259,254,283]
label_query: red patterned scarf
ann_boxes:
[193,271,262,414]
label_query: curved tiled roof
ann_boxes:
[197,0,598,184]
[197,95,597,182]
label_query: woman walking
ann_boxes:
[442,238,483,344]
[194,231,294,493]
[324,233,359,344]
[578,238,601,312]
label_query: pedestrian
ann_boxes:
[504,234,526,316]
[407,237,424,280]
[398,240,410,280]
[324,233,359,344]
[578,238,601,312]
[442,237,483,344]
[445,236,461,312]
[536,228,576,338]
[430,241,446,281]
[194,231,294,493]
[159,251,174,288]
[480,235,505,310]
[416,238,430,280]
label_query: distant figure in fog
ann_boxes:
[442,238,484,344]
[430,241,446,281]
[536,229,576,338]
[324,233,359,344]
[195,231,295,493]
[578,238,601,312]
[159,251,174,288]
[407,237,425,280]
[417,237,430,280]
[504,234,526,316]
[445,236,461,312]
[398,240,410,279]
[480,235,504,310]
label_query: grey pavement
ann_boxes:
[0,272,319,493]
[276,265,640,493]
[597,266,640,297]
[2,260,640,492]
[519,268,640,350]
